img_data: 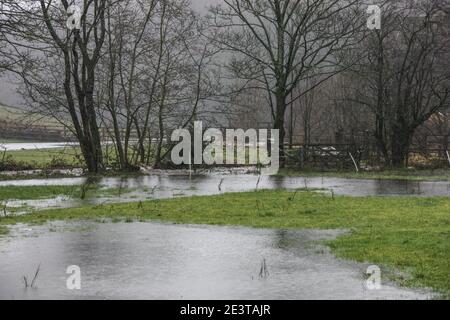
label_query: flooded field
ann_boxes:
[1,174,449,214]
[0,222,432,300]
[0,142,77,151]
[0,173,447,300]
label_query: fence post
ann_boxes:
[298,146,304,169]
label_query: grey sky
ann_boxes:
[191,0,220,13]
[0,0,223,108]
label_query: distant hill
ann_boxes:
[0,104,61,127]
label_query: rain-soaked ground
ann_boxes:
[0,172,446,299]
[1,173,450,214]
[0,222,433,300]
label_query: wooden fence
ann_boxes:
[284,138,450,169]
[284,143,361,170]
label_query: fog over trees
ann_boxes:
[0,0,449,172]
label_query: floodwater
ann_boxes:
[0,173,445,300]
[0,222,432,300]
[0,142,77,151]
[1,174,449,214]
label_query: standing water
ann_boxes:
[1,174,450,214]
[0,222,433,300]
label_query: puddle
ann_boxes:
[0,222,432,300]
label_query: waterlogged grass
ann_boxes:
[0,185,126,201]
[277,168,450,181]
[0,185,83,201]
[0,169,146,182]
[0,190,449,297]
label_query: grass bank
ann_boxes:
[0,190,448,297]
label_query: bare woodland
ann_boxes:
[0,0,449,172]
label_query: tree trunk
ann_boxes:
[111,111,126,169]
[391,126,412,167]
[154,103,165,168]
[84,72,104,173]
[274,91,286,167]
[375,115,390,163]
[79,139,97,173]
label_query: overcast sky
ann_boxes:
[0,0,222,108]
[191,0,218,13]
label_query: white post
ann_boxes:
[349,152,359,172]
[189,151,192,180]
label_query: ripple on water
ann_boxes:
[0,222,434,300]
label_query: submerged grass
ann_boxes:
[0,190,449,297]
[0,185,126,201]
[0,185,82,200]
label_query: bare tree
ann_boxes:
[348,0,450,166]
[98,0,157,170]
[96,0,215,168]
[2,0,110,172]
[206,0,362,162]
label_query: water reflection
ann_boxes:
[0,222,432,300]
[2,174,449,214]
[0,142,78,151]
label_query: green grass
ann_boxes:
[0,189,449,297]
[1,146,126,170]
[278,168,450,181]
[1,148,82,168]
[0,225,8,235]
[0,185,83,201]
[1,145,151,171]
